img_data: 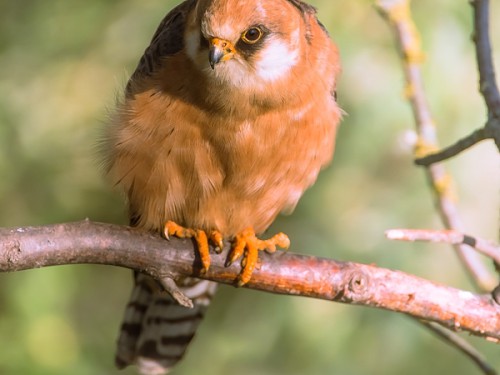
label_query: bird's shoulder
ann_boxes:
[126,0,196,93]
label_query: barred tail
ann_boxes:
[116,273,217,375]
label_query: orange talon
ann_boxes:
[165,220,195,239]
[209,230,224,253]
[164,221,222,274]
[226,230,247,266]
[194,229,210,273]
[238,240,259,287]
[228,227,290,286]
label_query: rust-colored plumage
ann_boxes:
[104,0,341,373]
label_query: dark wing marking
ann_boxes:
[316,19,330,36]
[286,1,337,98]
[126,0,196,94]
[286,0,328,43]
[286,0,317,17]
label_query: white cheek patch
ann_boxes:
[256,39,299,82]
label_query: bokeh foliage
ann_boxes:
[0,0,498,374]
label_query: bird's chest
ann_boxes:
[122,93,335,234]
[206,112,307,191]
[182,109,331,233]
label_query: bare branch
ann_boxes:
[0,220,499,342]
[375,0,496,291]
[418,320,498,375]
[414,127,490,166]
[386,228,500,265]
[471,0,500,119]
[415,0,500,166]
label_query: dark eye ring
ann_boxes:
[241,27,263,44]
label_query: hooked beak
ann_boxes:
[209,38,235,69]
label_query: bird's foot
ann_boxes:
[164,222,289,286]
[164,221,223,273]
[227,227,290,286]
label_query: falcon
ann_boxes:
[103,0,341,373]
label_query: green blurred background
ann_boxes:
[0,0,498,374]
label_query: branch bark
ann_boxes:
[386,228,500,265]
[0,220,499,342]
[472,0,500,119]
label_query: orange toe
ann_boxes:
[164,221,222,273]
[165,220,195,239]
[228,227,290,286]
[209,230,224,253]
[194,229,210,273]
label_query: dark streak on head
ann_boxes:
[286,0,321,45]
[285,0,317,19]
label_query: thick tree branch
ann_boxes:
[0,220,499,342]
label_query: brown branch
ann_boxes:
[472,0,500,119]
[414,127,490,166]
[415,0,500,166]
[418,320,498,375]
[386,228,500,265]
[375,0,496,291]
[473,0,500,152]
[0,220,499,342]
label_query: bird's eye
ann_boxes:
[241,27,263,44]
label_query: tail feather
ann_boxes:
[116,273,217,375]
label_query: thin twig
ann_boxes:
[415,127,490,166]
[376,0,496,291]
[386,228,500,265]
[0,220,499,341]
[418,320,498,375]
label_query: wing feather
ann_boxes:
[126,0,196,94]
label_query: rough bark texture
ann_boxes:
[0,220,498,342]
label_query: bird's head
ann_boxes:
[184,0,306,89]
